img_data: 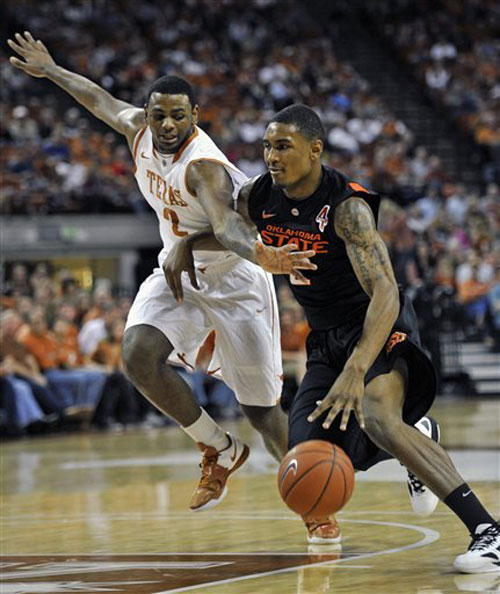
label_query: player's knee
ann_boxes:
[363,395,401,451]
[240,404,276,434]
[122,325,172,385]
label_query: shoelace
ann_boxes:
[408,472,426,494]
[469,524,500,551]
[199,452,220,488]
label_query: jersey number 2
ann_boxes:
[163,207,187,237]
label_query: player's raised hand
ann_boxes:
[8,31,56,78]
[254,241,317,283]
[162,237,199,304]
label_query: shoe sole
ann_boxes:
[190,444,250,513]
[453,560,500,574]
[308,534,342,545]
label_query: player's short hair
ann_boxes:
[146,75,197,107]
[269,104,325,142]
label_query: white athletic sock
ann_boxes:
[182,408,229,451]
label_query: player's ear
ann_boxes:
[192,104,199,125]
[311,139,323,162]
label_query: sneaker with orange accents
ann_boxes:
[303,515,342,544]
[189,433,250,512]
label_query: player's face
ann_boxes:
[263,123,321,189]
[147,93,199,154]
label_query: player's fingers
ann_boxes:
[163,267,173,289]
[172,273,184,303]
[292,259,317,270]
[187,267,199,290]
[355,400,366,430]
[323,404,343,429]
[290,270,311,285]
[307,397,332,422]
[36,39,49,52]
[15,33,31,49]
[340,404,353,431]
[289,249,316,259]
[7,39,28,56]
[9,57,27,70]
[25,31,36,44]
[279,243,299,254]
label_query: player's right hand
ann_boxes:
[8,31,56,78]
[254,241,317,284]
[163,237,199,304]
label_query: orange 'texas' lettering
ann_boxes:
[147,170,156,194]
[386,332,407,354]
[146,169,187,207]
[163,207,187,237]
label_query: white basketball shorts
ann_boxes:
[125,258,283,406]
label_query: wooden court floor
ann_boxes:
[1,397,499,593]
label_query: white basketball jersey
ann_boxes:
[132,125,248,267]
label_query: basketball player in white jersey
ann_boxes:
[9,31,317,511]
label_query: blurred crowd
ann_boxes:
[3,0,454,215]
[366,0,500,181]
[0,263,240,437]
[2,251,499,438]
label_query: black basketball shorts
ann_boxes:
[288,296,437,471]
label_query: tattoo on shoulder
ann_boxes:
[334,198,394,296]
[334,198,376,245]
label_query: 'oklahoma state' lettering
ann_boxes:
[262,224,329,254]
[146,170,187,207]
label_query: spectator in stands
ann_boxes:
[20,306,106,410]
[90,317,141,429]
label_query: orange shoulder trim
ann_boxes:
[132,127,147,173]
[348,181,371,194]
[173,127,199,163]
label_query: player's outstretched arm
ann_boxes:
[8,31,143,143]
[186,162,317,279]
[309,197,400,431]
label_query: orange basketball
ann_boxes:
[278,440,355,518]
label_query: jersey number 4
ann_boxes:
[315,205,330,232]
[163,207,187,237]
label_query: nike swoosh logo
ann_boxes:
[229,437,238,463]
[141,151,149,159]
[256,307,267,314]
[279,459,298,488]
[262,211,277,219]
[462,489,472,497]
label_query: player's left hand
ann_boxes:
[254,241,317,283]
[162,237,199,303]
[308,367,366,431]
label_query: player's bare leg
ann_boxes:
[361,360,498,573]
[240,403,288,461]
[122,324,249,511]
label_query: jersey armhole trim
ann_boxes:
[184,158,239,197]
[132,126,147,173]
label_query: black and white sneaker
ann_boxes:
[454,522,500,574]
[407,416,440,516]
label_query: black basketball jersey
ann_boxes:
[247,166,381,330]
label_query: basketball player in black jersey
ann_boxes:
[164,105,499,573]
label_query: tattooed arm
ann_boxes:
[335,197,400,373]
[308,197,400,431]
